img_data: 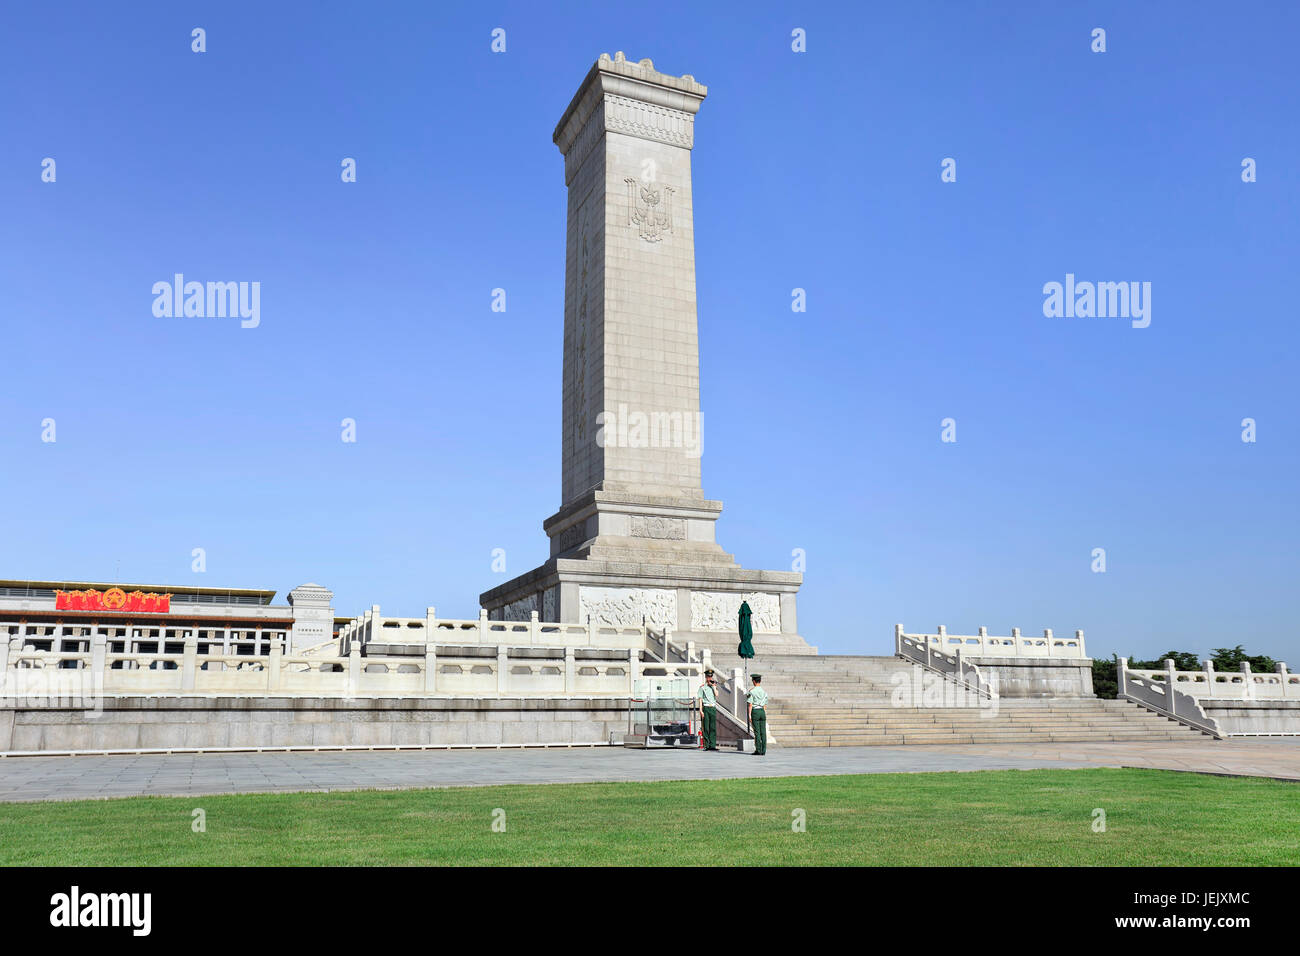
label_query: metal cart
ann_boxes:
[622,677,698,748]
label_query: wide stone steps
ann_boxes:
[773,715,1177,727]
[733,654,1210,747]
[768,706,1183,719]
[774,724,1180,735]
[773,727,1195,739]
[770,702,1160,711]
[773,732,1198,746]
[775,729,1190,741]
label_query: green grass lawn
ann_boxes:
[0,768,1295,866]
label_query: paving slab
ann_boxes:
[915,739,1300,781]
[0,738,1295,803]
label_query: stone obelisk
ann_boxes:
[481,53,811,656]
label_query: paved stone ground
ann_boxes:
[0,746,1095,802]
[0,739,1294,802]
[917,739,1300,781]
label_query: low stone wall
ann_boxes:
[0,697,633,754]
[964,657,1094,699]
[1202,699,1300,736]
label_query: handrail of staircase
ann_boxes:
[712,666,750,731]
[644,627,668,664]
[644,627,695,666]
[895,625,998,700]
[1118,657,1223,738]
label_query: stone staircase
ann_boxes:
[718,654,1210,747]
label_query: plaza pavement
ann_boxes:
[0,738,1295,802]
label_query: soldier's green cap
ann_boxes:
[751,674,762,681]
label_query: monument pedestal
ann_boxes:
[481,491,813,654]
[480,53,810,655]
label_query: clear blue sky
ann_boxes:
[2,1,1296,663]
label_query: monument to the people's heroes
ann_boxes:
[481,53,813,655]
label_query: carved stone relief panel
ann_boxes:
[579,586,677,629]
[690,591,781,633]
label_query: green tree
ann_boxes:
[1126,651,1201,675]
[1092,657,1117,699]
[1210,645,1277,673]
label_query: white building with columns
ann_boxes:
[0,578,335,658]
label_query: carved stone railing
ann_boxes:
[1122,658,1297,702]
[340,606,646,655]
[0,632,658,701]
[1118,657,1223,737]
[895,626,997,700]
[899,624,1086,659]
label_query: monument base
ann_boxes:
[480,489,812,654]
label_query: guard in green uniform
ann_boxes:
[748,674,768,755]
[698,669,719,751]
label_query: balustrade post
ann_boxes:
[89,632,107,697]
[629,649,640,695]
[1240,662,1254,701]
[529,610,539,646]
[182,630,198,692]
[1117,657,1128,698]
[1044,628,1053,657]
[936,624,946,651]
[1011,627,1021,656]
[977,626,987,655]
[1203,659,1216,698]
[424,646,438,694]
[702,648,712,674]
[894,623,904,654]
[267,638,282,692]
[347,645,361,697]
[1164,657,1177,697]
[1075,629,1086,658]
[497,644,509,697]
[1278,661,1291,701]
[425,607,438,693]
[479,608,489,643]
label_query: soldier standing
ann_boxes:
[698,669,719,751]
[748,675,768,755]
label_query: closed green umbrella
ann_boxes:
[737,600,755,670]
[737,601,756,728]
